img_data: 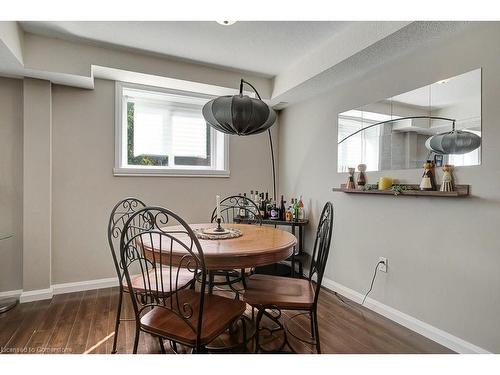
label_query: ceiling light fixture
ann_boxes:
[216,21,236,26]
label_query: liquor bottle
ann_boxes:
[258,193,264,218]
[250,190,254,201]
[279,195,285,221]
[263,192,269,219]
[270,200,279,220]
[292,198,299,221]
[285,206,293,222]
[240,193,248,217]
[255,190,259,205]
[266,199,273,219]
[298,195,305,220]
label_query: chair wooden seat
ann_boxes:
[243,274,316,309]
[140,289,246,345]
[124,267,194,295]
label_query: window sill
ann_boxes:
[113,167,230,178]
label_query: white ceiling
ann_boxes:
[20,21,350,77]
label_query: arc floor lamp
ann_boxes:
[202,79,278,199]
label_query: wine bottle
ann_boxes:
[263,192,269,219]
[292,198,298,221]
[280,195,285,221]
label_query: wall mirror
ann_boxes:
[337,68,482,172]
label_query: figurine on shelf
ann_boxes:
[440,164,455,192]
[357,164,367,188]
[346,167,356,189]
[419,160,437,191]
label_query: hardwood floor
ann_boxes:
[0,286,453,354]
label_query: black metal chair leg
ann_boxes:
[254,308,265,353]
[174,341,179,353]
[158,338,166,353]
[313,310,321,354]
[240,268,247,289]
[111,288,123,354]
[208,271,215,295]
[133,328,140,354]
[310,310,316,340]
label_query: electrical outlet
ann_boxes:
[378,257,388,273]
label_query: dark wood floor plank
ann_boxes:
[1,299,53,353]
[65,289,99,354]
[23,293,72,352]
[0,301,42,353]
[318,289,453,354]
[44,291,85,353]
[0,285,453,354]
[85,288,112,354]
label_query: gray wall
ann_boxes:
[278,23,500,352]
[51,79,277,284]
[0,77,23,292]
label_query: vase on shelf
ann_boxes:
[357,164,367,188]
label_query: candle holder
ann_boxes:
[214,217,224,232]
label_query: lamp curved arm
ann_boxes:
[240,78,276,200]
[338,115,456,144]
[240,79,262,100]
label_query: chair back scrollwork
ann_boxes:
[210,195,263,225]
[107,198,147,286]
[120,206,206,346]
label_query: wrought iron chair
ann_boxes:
[120,206,247,353]
[107,198,194,353]
[242,201,334,353]
[209,195,262,294]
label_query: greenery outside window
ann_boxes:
[115,82,229,177]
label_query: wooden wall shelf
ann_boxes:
[332,184,470,197]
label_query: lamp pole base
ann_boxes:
[0,297,19,314]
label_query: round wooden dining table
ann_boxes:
[140,223,297,270]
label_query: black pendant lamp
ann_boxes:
[425,121,481,155]
[202,79,277,199]
[202,79,276,135]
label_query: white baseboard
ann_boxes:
[52,277,119,294]
[321,277,491,354]
[20,287,54,303]
[14,277,119,304]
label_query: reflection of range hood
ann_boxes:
[338,115,481,155]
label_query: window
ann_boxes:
[115,83,228,176]
[338,111,386,172]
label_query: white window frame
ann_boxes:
[114,82,230,177]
